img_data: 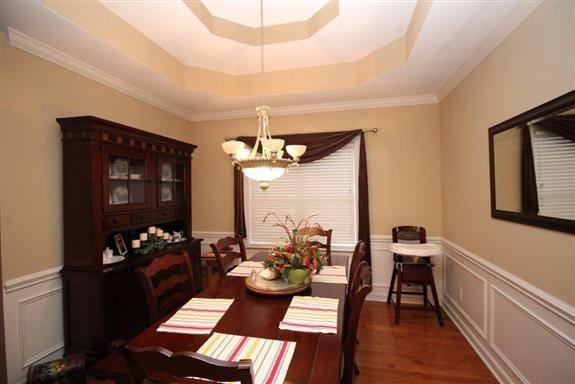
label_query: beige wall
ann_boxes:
[0,33,196,280]
[190,104,442,237]
[440,1,575,304]
[493,126,522,212]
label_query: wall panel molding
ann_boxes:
[443,254,488,339]
[442,239,574,324]
[5,236,573,383]
[442,238,575,384]
[4,268,64,384]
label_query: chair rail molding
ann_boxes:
[5,234,574,383]
[441,238,575,384]
[4,266,64,384]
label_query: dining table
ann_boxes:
[91,252,347,384]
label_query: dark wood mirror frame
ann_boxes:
[488,90,575,234]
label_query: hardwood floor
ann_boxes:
[355,302,497,384]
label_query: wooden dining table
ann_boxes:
[92,252,347,384]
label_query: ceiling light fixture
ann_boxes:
[221,0,306,191]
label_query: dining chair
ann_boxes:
[342,261,372,384]
[136,250,196,323]
[119,342,254,384]
[347,241,366,295]
[386,226,443,326]
[210,235,247,279]
[297,226,333,265]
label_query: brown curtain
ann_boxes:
[234,168,247,237]
[358,132,371,263]
[233,129,372,263]
[521,125,539,215]
[536,115,575,142]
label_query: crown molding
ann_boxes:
[188,94,439,121]
[7,27,439,123]
[436,1,541,101]
[7,26,442,124]
[6,27,193,121]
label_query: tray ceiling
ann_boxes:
[1,0,541,119]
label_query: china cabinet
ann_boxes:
[58,116,201,357]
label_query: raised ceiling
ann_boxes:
[2,0,541,120]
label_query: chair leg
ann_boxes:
[354,360,360,375]
[423,284,429,306]
[429,270,444,327]
[387,267,397,303]
[394,267,402,325]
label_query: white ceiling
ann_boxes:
[2,0,541,120]
[101,0,415,74]
[203,0,329,28]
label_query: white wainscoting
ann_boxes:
[441,239,575,384]
[193,232,443,304]
[4,235,573,384]
[3,266,65,384]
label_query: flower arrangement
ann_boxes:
[262,213,326,283]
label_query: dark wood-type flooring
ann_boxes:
[355,302,497,384]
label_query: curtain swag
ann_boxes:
[535,115,575,142]
[521,125,539,215]
[233,129,372,264]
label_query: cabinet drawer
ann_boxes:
[103,214,130,229]
[131,211,154,225]
[174,206,187,218]
[156,208,174,221]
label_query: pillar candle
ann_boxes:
[132,239,141,249]
[156,228,164,237]
[148,226,156,234]
[139,233,148,241]
[163,233,170,240]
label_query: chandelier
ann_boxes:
[221,0,306,191]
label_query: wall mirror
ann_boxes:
[489,91,575,233]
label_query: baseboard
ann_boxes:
[441,238,575,384]
[442,296,513,384]
[5,236,573,384]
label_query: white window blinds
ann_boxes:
[530,125,575,220]
[245,137,359,247]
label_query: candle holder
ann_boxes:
[133,233,166,255]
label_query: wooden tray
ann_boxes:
[245,276,311,296]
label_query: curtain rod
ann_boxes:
[224,128,378,141]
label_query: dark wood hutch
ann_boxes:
[58,116,202,357]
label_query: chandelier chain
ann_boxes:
[260,0,265,106]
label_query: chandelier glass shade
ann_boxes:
[220,1,306,190]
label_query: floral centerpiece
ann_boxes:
[261,213,326,284]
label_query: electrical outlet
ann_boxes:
[457,287,463,302]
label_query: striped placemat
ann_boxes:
[313,265,348,284]
[157,298,234,334]
[197,332,296,384]
[279,296,339,334]
[227,260,265,277]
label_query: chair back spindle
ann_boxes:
[136,251,196,323]
[297,227,333,265]
[210,236,247,278]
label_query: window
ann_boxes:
[531,125,575,220]
[245,137,359,248]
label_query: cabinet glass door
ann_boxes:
[158,158,186,206]
[104,146,154,212]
